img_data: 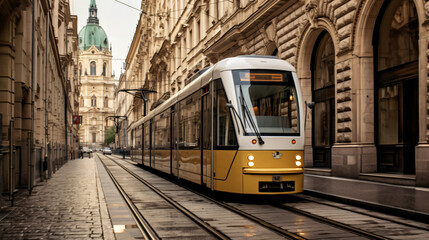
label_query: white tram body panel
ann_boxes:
[131,56,304,194]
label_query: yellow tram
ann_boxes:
[131,55,304,194]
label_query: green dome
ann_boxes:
[79,24,109,51]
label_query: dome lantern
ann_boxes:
[78,0,109,51]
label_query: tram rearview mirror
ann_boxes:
[306,101,315,109]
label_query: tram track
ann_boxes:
[104,155,370,239]
[104,155,305,239]
[104,155,429,239]
[97,154,159,240]
[99,154,229,239]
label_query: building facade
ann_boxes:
[0,0,79,194]
[78,0,116,150]
[123,0,429,187]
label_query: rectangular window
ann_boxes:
[143,122,151,164]
[215,80,238,148]
[92,133,96,143]
[196,20,200,43]
[232,70,300,136]
[378,85,399,144]
[135,126,142,150]
[179,91,201,149]
[154,110,171,149]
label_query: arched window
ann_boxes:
[102,62,106,76]
[374,0,418,173]
[377,0,418,71]
[80,96,84,107]
[79,63,82,76]
[90,61,96,75]
[91,95,97,107]
[235,0,240,9]
[314,33,335,90]
[104,96,108,108]
[311,31,335,168]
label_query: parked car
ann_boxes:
[82,147,90,153]
[103,147,112,155]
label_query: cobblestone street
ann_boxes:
[0,158,112,239]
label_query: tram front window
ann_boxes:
[232,70,300,136]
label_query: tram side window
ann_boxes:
[179,92,201,148]
[144,122,150,150]
[215,80,238,148]
[154,110,171,149]
[136,126,142,150]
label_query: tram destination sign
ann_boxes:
[239,72,283,82]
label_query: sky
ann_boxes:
[71,0,141,79]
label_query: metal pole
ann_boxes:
[9,119,14,205]
[210,81,214,191]
[29,0,36,195]
[43,11,49,182]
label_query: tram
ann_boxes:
[130,55,304,194]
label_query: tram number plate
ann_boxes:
[272,175,282,181]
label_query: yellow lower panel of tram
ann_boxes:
[213,150,304,194]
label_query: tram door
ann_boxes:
[171,106,179,177]
[201,86,212,187]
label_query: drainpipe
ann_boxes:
[44,8,49,181]
[65,88,68,164]
[29,0,36,195]
[65,25,68,163]
[9,119,14,206]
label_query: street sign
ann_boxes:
[72,115,83,124]
[72,115,79,124]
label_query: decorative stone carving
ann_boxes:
[425,1,429,18]
[304,0,319,28]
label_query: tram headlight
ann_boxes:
[295,154,302,167]
[247,155,255,167]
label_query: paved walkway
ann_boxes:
[304,174,429,222]
[0,157,112,239]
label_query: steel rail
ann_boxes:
[195,196,307,240]
[293,194,429,232]
[113,156,305,240]
[105,155,230,240]
[97,155,160,240]
[274,203,390,240]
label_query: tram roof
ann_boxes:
[213,55,296,73]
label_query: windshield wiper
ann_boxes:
[239,86,264,145]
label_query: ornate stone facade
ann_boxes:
[0,0,79,193]
[123,0,429,187]
[78,0,116,149]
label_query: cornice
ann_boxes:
[204,0,296,55]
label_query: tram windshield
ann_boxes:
[232,70,300,136]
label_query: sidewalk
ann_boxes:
[0,158,110,239]
[304,174,429,222]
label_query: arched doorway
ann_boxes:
[374,0,418,174]
[311,31,335,168]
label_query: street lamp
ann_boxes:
[105,115,128,158]
[118,88,156,116]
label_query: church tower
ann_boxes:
[78,0,116,149]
